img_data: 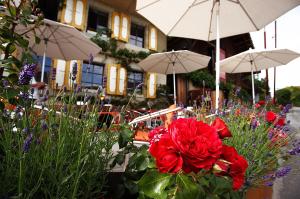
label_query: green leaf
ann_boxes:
[175,174,203,199]
[138,170,172,199]
[135,156,150,171]
[118,127,133,148]
[6,87,19,98]
[213,176,232,195]
[0,101,5,110]
[35,36,41,44]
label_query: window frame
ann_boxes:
[129,23,145,48]
[87,7,109,32]
[81,62,104,89]
[127,70,144,94]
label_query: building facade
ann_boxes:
[37,0,167,99]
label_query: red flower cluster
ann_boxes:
[265,111,285,126]
[215,145,248,190]
[149,118,248,190]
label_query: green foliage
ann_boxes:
[0,91,118,198]
[90,28,151,67]
[275,88,292,105]
[292,91,300,106]
[188,69,215,89]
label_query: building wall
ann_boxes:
[44,0,167,99]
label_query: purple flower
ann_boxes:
[265,181,273,187]
[22,127,30,134]
[275,166,292,178]
[19,91,29,100]
[136,82,144,89]
[23,133,33,153]
[97,86,103,95]
[2,79,9,87]
[18,63,36,85]
[89,53,94,65]
[41,120,48,130]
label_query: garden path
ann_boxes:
[273,107,300,199]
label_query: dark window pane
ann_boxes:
[87,8,108,32]
[37,0,60,21]
[81,62,104,88]
[127,71,144,93]
[130,23,145,47]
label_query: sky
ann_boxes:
[250,6,300,97]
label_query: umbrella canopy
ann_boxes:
[138,50,211,105]
[138,50,211,74]
[17,18,101,81]
[136,0,300,110]
[220,48,300,104]
[136,0,300,41]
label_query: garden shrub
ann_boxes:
[276,88,292,105]
[291,91,300,107]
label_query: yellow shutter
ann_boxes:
[119,14,130,42]
[53,59,67,88]
[61,0,74,25]
[106,64,118,94]
[111,12,120,39]
[148,26,158,51]
[146,73,157,98]
[72,0,87,30]
[116,66,127,95]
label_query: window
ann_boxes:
[81,62,104,89]
[127,71,144,93]
[87,8,108,32]
[36,56,52,84]
[129,23,145,48]
[37,0,60,21]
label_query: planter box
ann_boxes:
[246,185,273,199]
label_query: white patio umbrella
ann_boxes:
[220,48,300,105]
[17,18,101,82]
[138,50,211,105]
[136,0,300,110]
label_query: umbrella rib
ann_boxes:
[164,62,171,74]
[167,0,198,35]
[230,54,249,73]
[236,0,259,30]
[249,53,258,71]
[180,54,209,68]
[50,27,67,60]
[207,0,217,41]
[174,53,190,73]
[136,0,162,11]
[63,36,92,58]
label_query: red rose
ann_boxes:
[276,118,285,126]
[258,100,265,105]
[149,134,183,173]
[211,118,232,139]
[220,145,248,190]
[255,103,261,109]
[266,111,277,123]
[169,118,223,172]
[148,126,167,145]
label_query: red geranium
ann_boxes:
[211,118,232,139]
[149,133,183,173]
[255,103,261,109]
[266,111,277,123]
[276,118,285,126]
[219,145,248,190]
[169,118,223,172]
[258,100,265,105]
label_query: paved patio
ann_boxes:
[273,107,300,199]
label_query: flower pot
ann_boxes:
[246,185,273,199]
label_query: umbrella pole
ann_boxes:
[251,67,255,105]
[173,64,177,106]
[215,0,220,112]
[41,39,48,82]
